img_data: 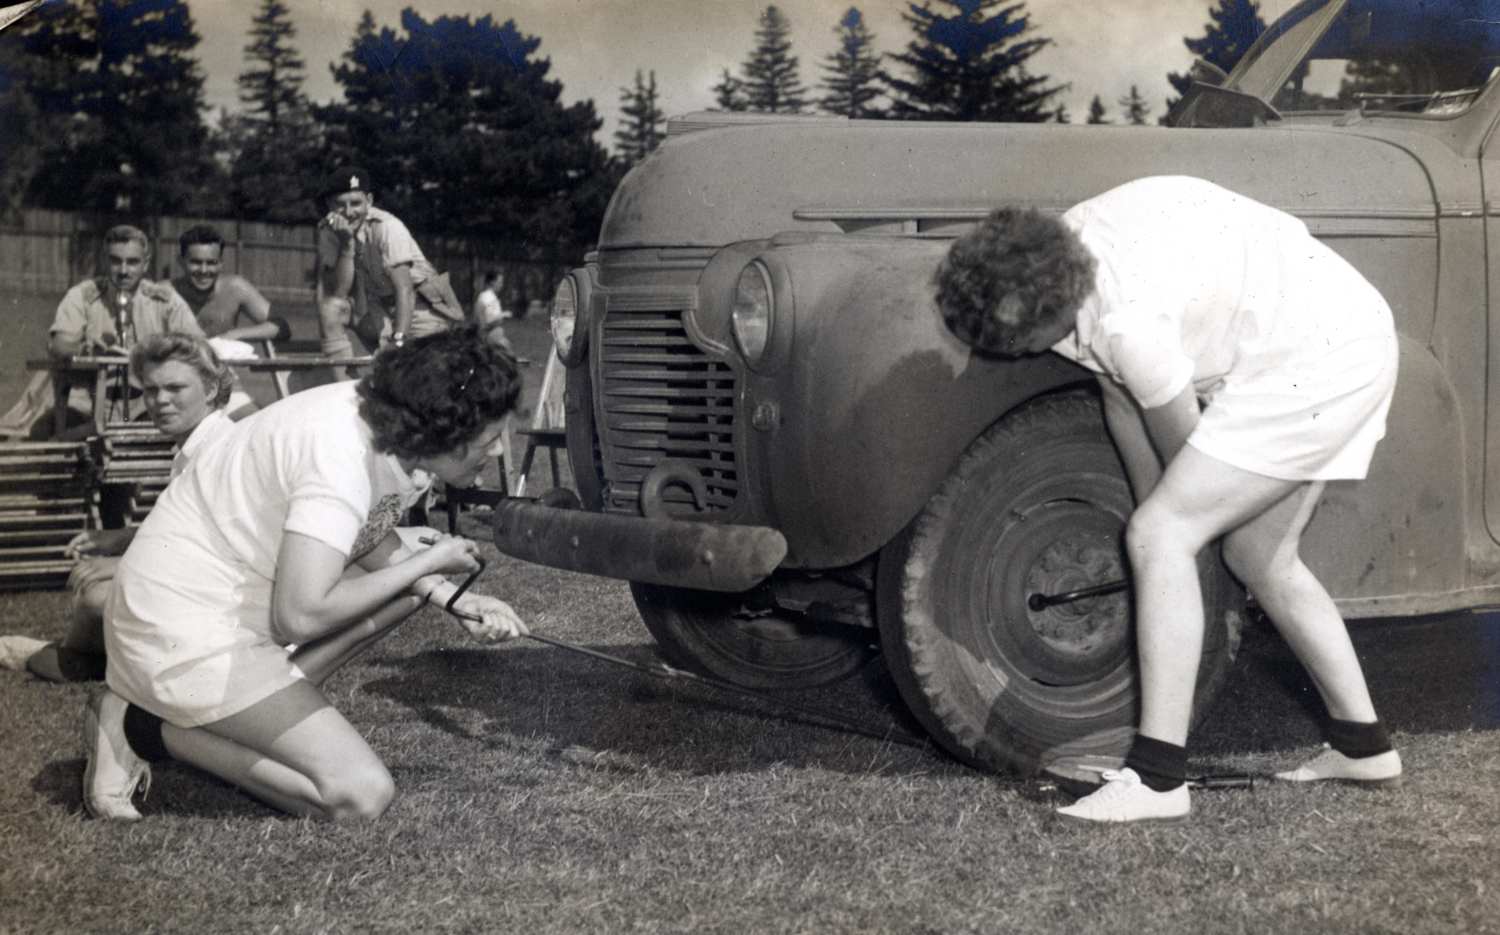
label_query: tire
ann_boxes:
[876,392,1243,778]
[632,582,875,691]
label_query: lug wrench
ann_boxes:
[430,554,932,751]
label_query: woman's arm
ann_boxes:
[1140,383,1201,467]
[270,530,478,644]
[1099,377,1163,502]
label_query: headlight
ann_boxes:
[732,262,772,365]
[550,276,580,363]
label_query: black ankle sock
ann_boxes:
[123,704,171,763]
[1326,718,1391,759]
[1124,734,1187,792]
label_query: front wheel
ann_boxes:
[877,393,1243,778]
[632,583,874,691]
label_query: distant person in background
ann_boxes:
[0,333,234,681]
[315,166,465,377]
[472,268,512,351]
[170,224,288,415]
[0,225,205,439]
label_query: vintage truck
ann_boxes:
[493,0,1500,778]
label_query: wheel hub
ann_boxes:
[985,500,1131,686]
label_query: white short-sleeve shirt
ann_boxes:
[1051,176,1316,409]
[1049,176,1397,480]
[106,382,432,725]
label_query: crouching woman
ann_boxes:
[2,333,235,682]
[84,325,526,821]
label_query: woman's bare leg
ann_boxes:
[162,680,394,819]
[1223,482,1378,722]
[1126,446,1301,744]
[25,582,110,682]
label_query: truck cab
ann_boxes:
[496,0,1500,777]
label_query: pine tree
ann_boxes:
[884,0,1063,122]
[232,0,319,222]
[317,10,621,262]
[237,0,306,134]
[711,68,747,111]
[1053,104,1068,123]
[615,69,665,163]
[0,38,52,218]
[741,5,806,113]
[1118,85,1149,125]
[3,0,221,216]
[1165,0,1266,108]
[819,7,884,118]
[1086,94,1109,124]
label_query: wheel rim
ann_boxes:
[700,605,859,676]
[946,469,1136,718]
[635,583,872,688]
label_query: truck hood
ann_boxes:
[599,119,1435,248]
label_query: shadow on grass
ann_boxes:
[362,640,951,779]
[30,610,1499,821]
[1192,612,1500,760]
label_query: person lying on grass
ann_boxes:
[932,175,1402,824]
[0,333,237,682]
[83,324,528,821]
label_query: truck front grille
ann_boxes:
[597,308,738,516]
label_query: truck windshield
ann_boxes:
[1222,0,1500,118]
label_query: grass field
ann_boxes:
[2,294,1499,933]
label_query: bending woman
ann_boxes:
[933,176,1400,824]
[84,325,526,821]
[0,333,236,682]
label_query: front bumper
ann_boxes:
[491,499,787,592]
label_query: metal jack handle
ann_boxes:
[445,557,487,618]
[421,549,931,750]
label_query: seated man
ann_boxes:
[49,225,204,359]
[170,224,287,414]
[5,225,205,438]
[171,225,281,344]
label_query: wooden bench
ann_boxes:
[3,354,373,590]
[0,440,93,590]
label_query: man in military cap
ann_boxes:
[315,166,464,373]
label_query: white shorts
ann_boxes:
[1189,334,1397,480]
[104,551,305,728]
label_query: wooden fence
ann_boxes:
[0,208,564,313]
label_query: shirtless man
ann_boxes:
[170,226,280,343]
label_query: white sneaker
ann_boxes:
[1056,767,1190,823]
[1274,744,1403,788]
[0,635,48,672]
[82,690,151,821]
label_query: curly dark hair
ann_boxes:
[356,325,522,460]
[932,208,1096,356]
